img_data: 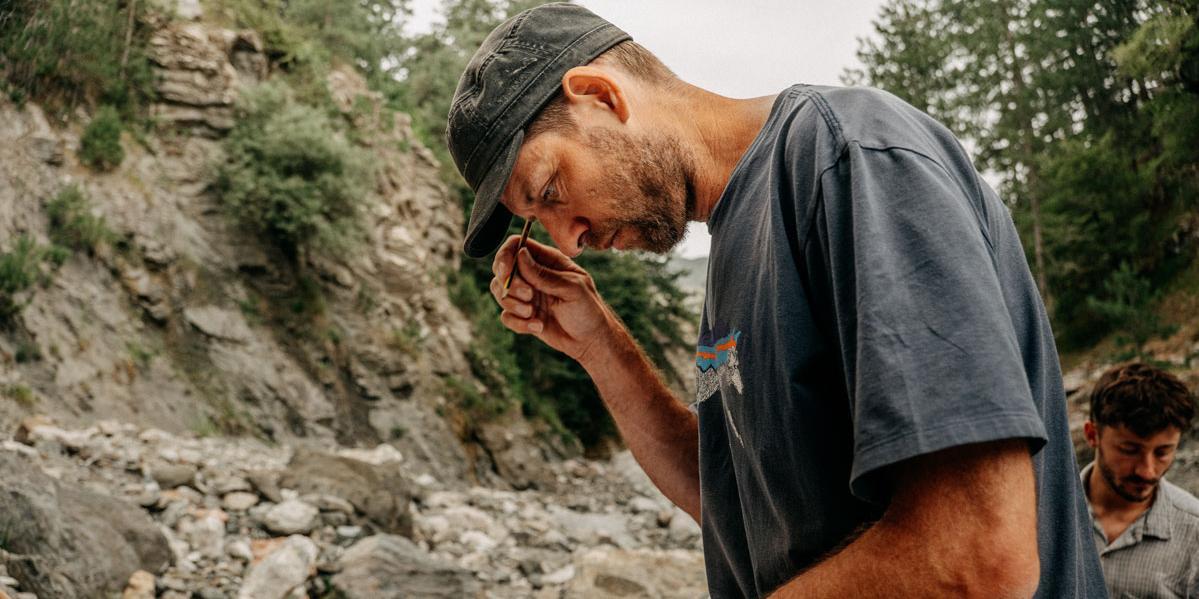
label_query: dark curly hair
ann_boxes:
[1089,363,1196,438]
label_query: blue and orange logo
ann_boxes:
[696,330,741,372]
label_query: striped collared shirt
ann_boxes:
[1082,462,1199,598]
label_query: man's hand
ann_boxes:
[489,234,702,519]
[489,235,614,365]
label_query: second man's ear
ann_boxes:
[560,65,630,123]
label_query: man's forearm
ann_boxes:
[579,312,701,521]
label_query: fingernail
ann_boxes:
[529,321,543,333]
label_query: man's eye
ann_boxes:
[542,180,558,203]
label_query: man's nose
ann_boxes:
[541,214,588,258]
[1135,454,1159,480]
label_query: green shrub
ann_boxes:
[214,82,370,258]
[0,0,154,115]
[79,105,125,171]
[45,185,115,252]
[2,384,37,408]
[1086,262,1178,357]
[0,235,58,323]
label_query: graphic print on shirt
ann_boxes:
[694,329,745,445]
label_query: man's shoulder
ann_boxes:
[767,85,929,170]
[1160,478,1199,527]
[800,86,949,149]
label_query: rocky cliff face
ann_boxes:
[0,13,526,487]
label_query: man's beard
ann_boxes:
[1096,447,1159,503]
[585,127,695,254]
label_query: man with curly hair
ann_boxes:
[1083,362,1199,598]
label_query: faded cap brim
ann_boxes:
[462,130,522,259]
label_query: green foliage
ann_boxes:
[79,105,125,171]
[203,0,410,104]
[387,0,547,170]
[0,0,154,116]
[46,185,115,252]
[389,320,425,357]
[2,384,37,408]
[14,338,42,363]
[851,0,1199,346]
[214,81,370,258]
[0,235,61,324]
[1086,262,1177,357]
[190,414,221,438]
[444,373,512,420]
[126,341,156,370]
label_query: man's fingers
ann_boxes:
[491,234,525,279]
[489,271,534,305]
[499,310,544,334]
[517,248,577,298]
[499,295,534,318]
[523,237,579,270]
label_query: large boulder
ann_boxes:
[331,534,480,598]
[0,453,170,599]
[278,447,414,535]
[566,547,708,598]
[237,535,318,599]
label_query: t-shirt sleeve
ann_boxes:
[807,142,1048,505]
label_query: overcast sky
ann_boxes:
[409,0,888,257]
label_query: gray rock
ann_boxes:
[237,535,318,599]
[29,135,64,165]
[566,547,708,598]
[246,470,283,503]
[151,462,196,489]
[0,453,170,599]
[476,416,554,490]
[178,512,225,559]
[627,496,662,514]
[222,491,259,511]
[302,493,355,514]
[260,499,318,535]
[331,535,480,598]
[121,569,155,599]
[336,525,363,541]
[547,505,635,549]
[666,507,701,544]
[278,448,413,535]
[183,306,253,343]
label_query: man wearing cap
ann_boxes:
[445,3,1107,597]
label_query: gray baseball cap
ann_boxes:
[446,3,630,258]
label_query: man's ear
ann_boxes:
[560,65,630,123]
[1084,421,1100,449]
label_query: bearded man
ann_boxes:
[445,4,1107,597]
[1083,362,1199,598]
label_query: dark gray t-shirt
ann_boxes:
[694,85,1107,598]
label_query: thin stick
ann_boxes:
[502,218,535,298]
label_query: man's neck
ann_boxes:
[673,86,780,222]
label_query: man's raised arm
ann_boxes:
[488,235,701,521]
